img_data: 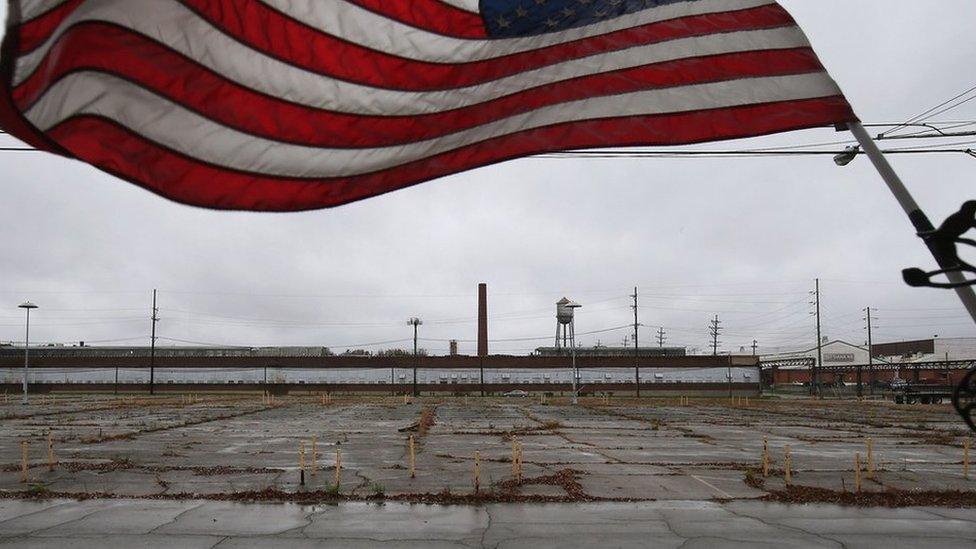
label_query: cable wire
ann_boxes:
[883,82,976,136]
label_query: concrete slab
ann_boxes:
[152,501,312,536]
[0,534,224,548]
[1,396,975,507]
[0,497,973,547]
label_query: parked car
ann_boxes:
[503,390,529,397]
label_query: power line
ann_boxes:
[919,94,976,123]
[422,324,632,344]
[883,82,976,136]
[155,335,414,349]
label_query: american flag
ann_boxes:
[0,0,855,210]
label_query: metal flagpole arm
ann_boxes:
[848,122,976,430]
[849,122,976,318]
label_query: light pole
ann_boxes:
[408,317,422,397]
[567,302,581,404]
[18,301,38,406]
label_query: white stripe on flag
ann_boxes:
[18,0,69,21]
[17,0,778,75]
[26,71,843,178]
[262,0,776,60]
[436,0,481,14]
[14,0,812,115]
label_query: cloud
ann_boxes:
[1,1,974,354]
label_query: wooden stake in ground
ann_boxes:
[21,441,28,484]
[474,451,481,493]
[409,435,416,479]
[517,441,524,482]
[335,447,342,488]
[47,431,55,472]
[762,437,769,478]
[965,438,971,480]
[512,437,524,482]
[855,452,862,494]
[511,437,518,479]
[866,437,875,479]
[784,445,792,487]
[311,435,318,477]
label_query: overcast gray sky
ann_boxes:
[1,1,974,355]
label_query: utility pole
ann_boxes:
[751,339,758,356]
[18,301,38,406]
[812,279,823,398]
[408,317,422,397]
[632,287,640,397]
[657,327,666,347]
[478,283,487,398]
[709,315,722,356]
[863,306,876,398]
[149,289,158,396]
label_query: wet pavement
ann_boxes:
[1,498,974,548]
[2,395,974,501]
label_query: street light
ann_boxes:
[18,301,38,406]
[566,302,582,405]
[408,317,423,397]
[833,145,860,166]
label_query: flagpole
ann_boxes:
[849,122,976,324]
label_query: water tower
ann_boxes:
[554,298,580,350]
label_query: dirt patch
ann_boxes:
[762,485,976,508]
[0,469,598,505]
[399,405,438,437]
[496,468,587,500]
[58,459,283,476]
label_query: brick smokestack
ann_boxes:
[478,283,488,357]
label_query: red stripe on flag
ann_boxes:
[162,0,795,91]
[13,23,831,148]
[45,98,856,211]
[16,0,86,54]
[344,0,488,38]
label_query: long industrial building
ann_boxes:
[0,286,762,395]
[0,344,760,395]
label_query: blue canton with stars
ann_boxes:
[480,0,702,37]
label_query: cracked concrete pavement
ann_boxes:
[3,395,975,501]
[3,395,976,545]
[1,498,975,548]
